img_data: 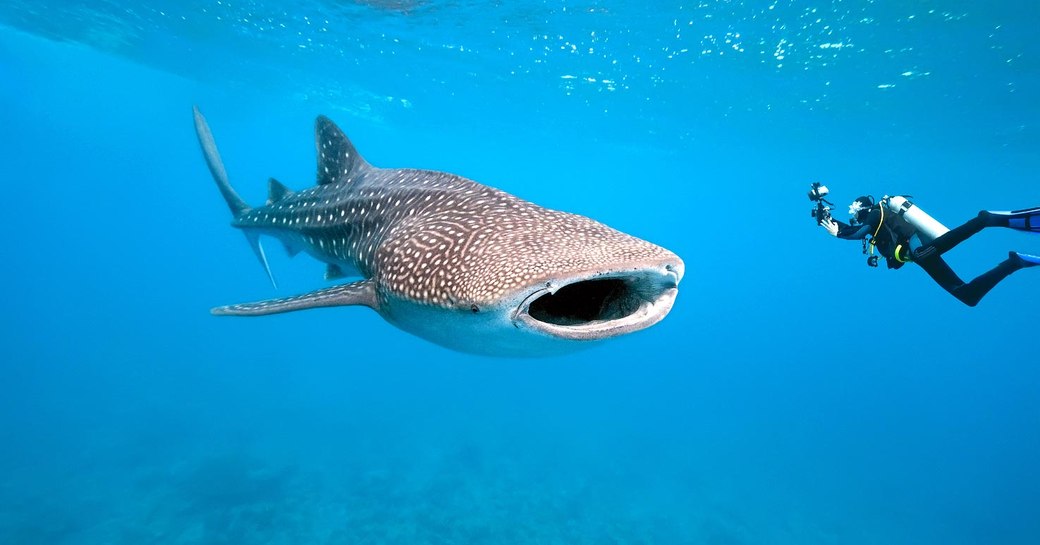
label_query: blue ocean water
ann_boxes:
[1,0,1038,543]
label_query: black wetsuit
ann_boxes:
[835,207,1027,306]
[833,207,911,270]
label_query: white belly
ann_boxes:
[377,293,595,357]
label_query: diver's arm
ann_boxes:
[820,217,871,239]
[820,217,840,236]
[836,221,872,240]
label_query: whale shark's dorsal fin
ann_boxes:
[267,178,294,204]
[315,116,371,186]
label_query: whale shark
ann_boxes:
[193,107,684,356]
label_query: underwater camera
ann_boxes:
[808,182,829,202]
[808,182,833,224]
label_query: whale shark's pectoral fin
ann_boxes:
[212,279,377,316]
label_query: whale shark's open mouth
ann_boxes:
[515,266,681,341]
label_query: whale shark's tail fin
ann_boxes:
[193,106,277,288]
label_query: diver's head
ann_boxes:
[848,196,874,224]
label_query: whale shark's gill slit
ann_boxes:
[527,278,646,326]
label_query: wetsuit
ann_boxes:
[835,207,1039,306]
[832,207,909,270]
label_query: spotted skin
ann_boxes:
[238,167,670,310]
[195,108,684,355]
[212,280,377,316]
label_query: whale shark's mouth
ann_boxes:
[515,266,681,341]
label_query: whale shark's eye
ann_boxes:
[527,278,644,326]
[470,304,480,313]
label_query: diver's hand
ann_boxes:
[820,217,839,237]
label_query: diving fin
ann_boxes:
[211,279,377,316]
[1011,251,1040,268]
[989,207,1040,233]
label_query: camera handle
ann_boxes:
[812,199,833,225]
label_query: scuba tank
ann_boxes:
[883,195,950,244]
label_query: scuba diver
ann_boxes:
[808,183,1040,306]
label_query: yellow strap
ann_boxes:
[867,201,885,255]
[894,244,910,263]
[871,202,885,241]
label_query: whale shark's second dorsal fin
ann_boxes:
[267,178,294,204]
[315,116,371,185]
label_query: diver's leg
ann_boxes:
[914,254,970,304]
[917,212,1001,257]
[917,253,1027,307]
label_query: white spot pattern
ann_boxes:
[237,165,676,309]
[232,117,679,310]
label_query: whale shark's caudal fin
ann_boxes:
[193,106,277,288]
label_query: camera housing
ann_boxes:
[808,182,829,202]
[808,182,833,224]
